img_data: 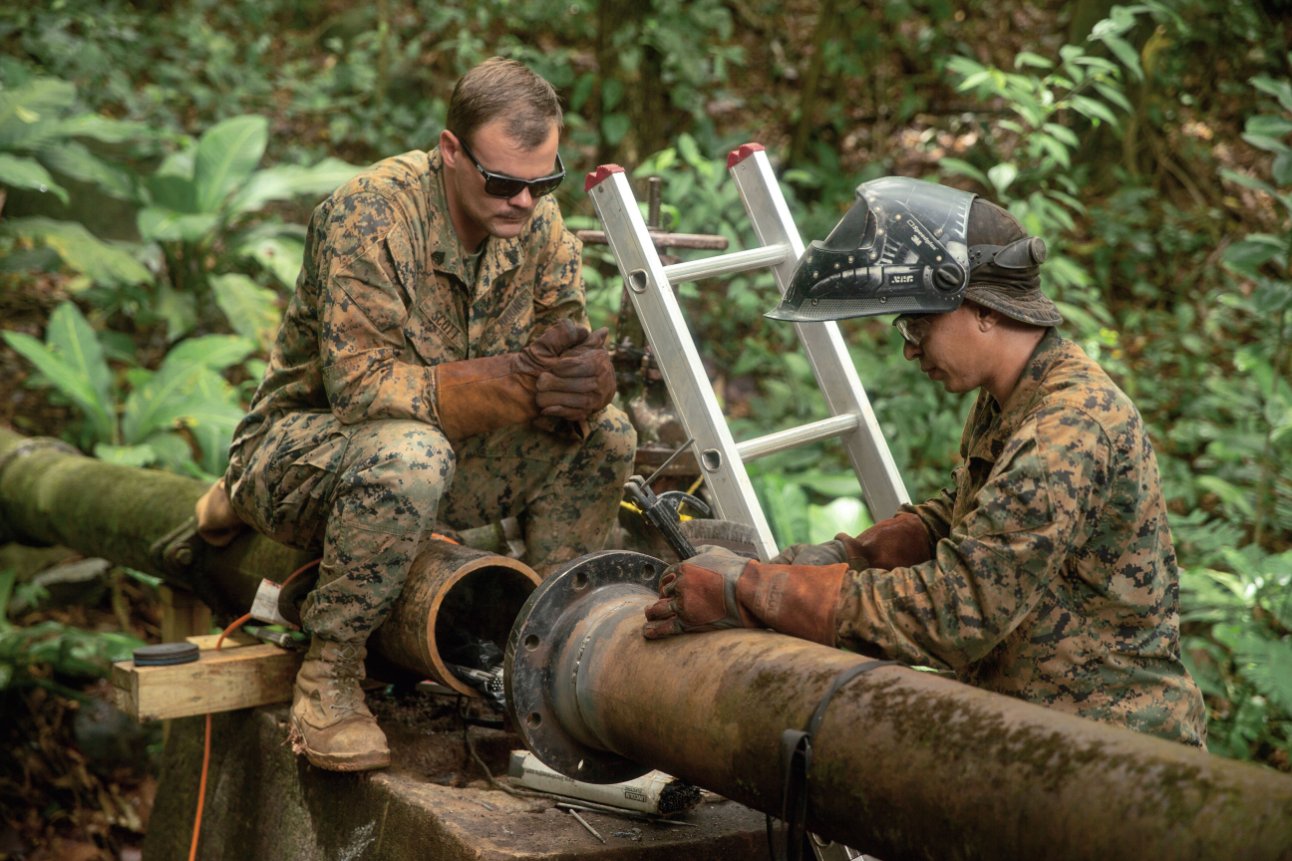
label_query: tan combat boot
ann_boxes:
[289,638,391,772]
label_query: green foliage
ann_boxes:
[940,4,1166,336]
[3,301,253,475]
[0,59,147,205]
[1213,59,1292,551]
[136,114,359,339]
[1178,546,1292,762]
[0,568,144,693]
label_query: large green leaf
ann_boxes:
[3,333,111,438]
[754,473,812,547]
[146,163,197,213]
[48,114,152,146]
[137,206,218,244]
[94,442,161,469]
[182,382,245,475]
[237,232,305,290]
[120,361,213,443]
[154,283,198,344]
[0,153,68,203]
[193,115,268,215]
[227,157,361,215]
[45,301,114,413]
[4,217,151,287]
[165,335,256,373]
[121,359,242,473]
[0,77,76,150]
[40,141,136,200]
[2,308,115,445]
[210,273,282,352]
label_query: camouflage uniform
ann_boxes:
[224,148,636,642]
[836,331,1207,747]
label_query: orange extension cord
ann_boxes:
[188,558,320,861]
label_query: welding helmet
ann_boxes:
[766,177,1049,324]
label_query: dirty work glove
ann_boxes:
[535,327,616,421]
[770,537,873,568]
[194,476,246,547]
[839,511,932,570]
[643,546,848,646]
[433,320,591,442]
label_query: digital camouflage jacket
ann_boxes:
[836,331,1207,746]
[229,147,587,458]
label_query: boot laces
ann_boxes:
[324,643,363,714]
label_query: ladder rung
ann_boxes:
[735,414,861,462]
[661,244,790,285]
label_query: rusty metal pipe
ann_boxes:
[507,551,1292,860]
[0,427,538,694]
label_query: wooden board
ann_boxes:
[111,640,302,721]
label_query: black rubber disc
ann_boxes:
[133,642,200,666]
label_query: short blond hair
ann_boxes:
[446,57,562,148]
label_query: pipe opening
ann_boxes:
[433,564,536,685]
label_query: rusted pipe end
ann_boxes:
[505,550,665,784]
[376,542,540,696]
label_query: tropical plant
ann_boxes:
[135,113,360,340]
[0,58,146,208]
[937,3,1171,338]
[1214,61,1292,550]
[1179,545,1292,764]
[0,62,156,293]
[2,301,253,475]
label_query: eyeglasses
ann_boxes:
[893,314,934,347]
[455,135,565,199]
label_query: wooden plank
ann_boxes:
[111,642,302,721]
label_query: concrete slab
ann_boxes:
[143,690,770,860]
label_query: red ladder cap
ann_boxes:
[727,143,765,169]
[585,164,626,192]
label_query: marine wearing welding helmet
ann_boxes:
[765,176,1058,327]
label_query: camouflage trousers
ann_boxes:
[225,407,636,642]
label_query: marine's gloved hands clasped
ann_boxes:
[642,545,847,646]
[433,319,603,442]
[534,327,616,421]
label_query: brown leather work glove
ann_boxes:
[519,319,591,373]
[642,546,847,645]
[535,327,616,421]
[195,477,246,546]
[838,511,932,570]
[433,320,591,442]
[769,539,868,569]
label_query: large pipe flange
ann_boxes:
[505,549,665,784]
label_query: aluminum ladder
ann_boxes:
[585,143,909,560]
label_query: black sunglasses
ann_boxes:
[455,135,565,199]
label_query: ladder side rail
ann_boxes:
[586,168,779,559]
[727,147,911,519]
